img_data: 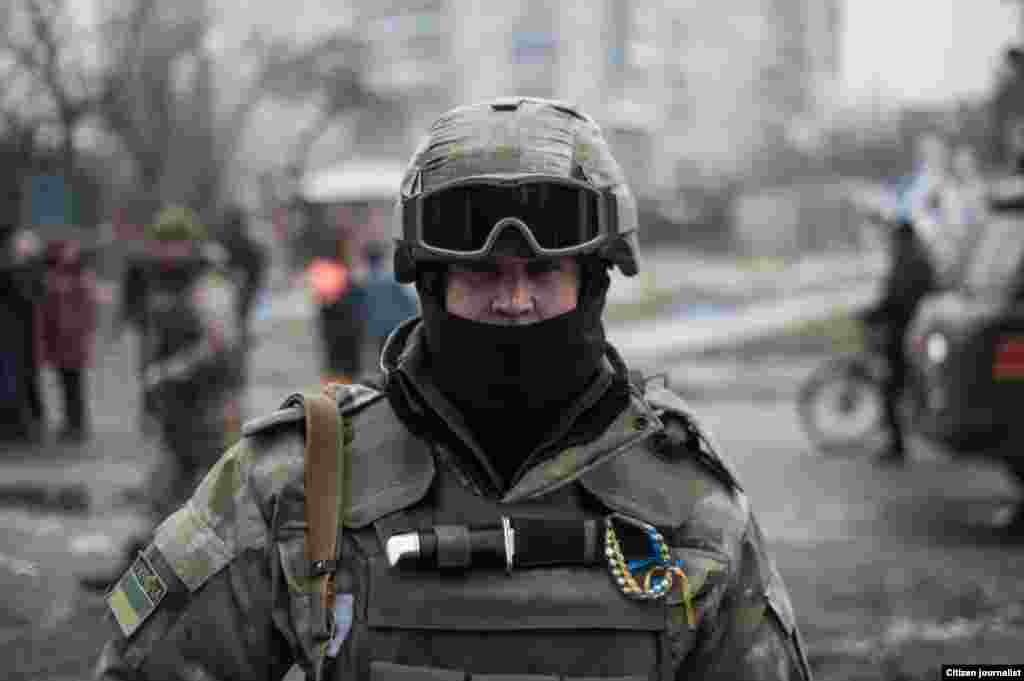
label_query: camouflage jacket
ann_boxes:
[136,250,242,397]
[94,320,812,681]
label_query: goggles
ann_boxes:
[401,176,617,259]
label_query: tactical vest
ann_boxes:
[144,262,205,363]
[261,387,744,681]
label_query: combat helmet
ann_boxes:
[392,97,640,283]
[147,205,207,243]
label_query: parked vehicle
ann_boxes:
[904,209,1024,483]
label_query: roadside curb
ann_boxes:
[0,481,91,513]
[665,355,825,403]
[608,280,876,366]
[606,248,885,308]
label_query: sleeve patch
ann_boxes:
[153,501,234,592]
[107,551,168,638]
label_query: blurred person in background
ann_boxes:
[218,205,269,386]
[309,206,367,384]
[903,132,958,279]
[359,240,418,374]
[939,144,989,281]
[79,206,242,591]
[0,223,46,443]
[863,204,939,465]
[40,237,98,443]
[118,227,160,433]
[864,131,952,466]
[218,205,268,352]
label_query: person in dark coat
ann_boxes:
[360,241,419,367]
[39,238,98,443]
[310,218,366,385]
[0,224,46,443]
[0,225,34,441]
[863,218,939,463]
[217,206,268,387]
[218,206,268,349]
[115,240,160,433]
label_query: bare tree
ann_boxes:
[0,0,99,174]
[92,0,212,210]
[90,1,347,217]
[2,0,376,222]
[258,34,376,174]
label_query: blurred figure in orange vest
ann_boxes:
[307,255,349,305]
[308,218,366,384]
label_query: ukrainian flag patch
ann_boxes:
[107,552,167,638]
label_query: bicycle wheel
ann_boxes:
[797,355,888,455]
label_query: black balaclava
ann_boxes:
[416,240,612,483]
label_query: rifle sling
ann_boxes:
[300,388,349,642]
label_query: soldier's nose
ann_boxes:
[492,269,535,319]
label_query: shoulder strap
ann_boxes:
[299,386,352,646]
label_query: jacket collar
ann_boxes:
[379,317,652,497]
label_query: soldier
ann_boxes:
[80,205,242,590]
[93,99,812,680]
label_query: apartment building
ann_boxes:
[345,0,840,197]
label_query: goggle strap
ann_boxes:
[604,192,619,236]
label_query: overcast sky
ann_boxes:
[839,0,1020,106]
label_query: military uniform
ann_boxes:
[139,246,242,520]
[94,318,811,681]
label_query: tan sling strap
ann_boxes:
[300,386,352,641]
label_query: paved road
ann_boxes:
[694,398,1024,680]
[608,279,877,366]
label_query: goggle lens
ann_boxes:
[418,182,602,253]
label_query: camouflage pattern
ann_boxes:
[147,205,207,243]
[400,98,634,201]
[94,322,811,681]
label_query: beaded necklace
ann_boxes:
[604,514,696,626]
